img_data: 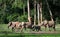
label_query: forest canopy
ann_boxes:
[0,0,60,24]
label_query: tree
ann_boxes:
[46,0,53,21]
[23,0,25,16]
[27,0,30,19]
[37,3,40,25]
[34,0,36,25]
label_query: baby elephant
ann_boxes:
[32,25,41,31]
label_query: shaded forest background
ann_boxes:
[0,0,60,24]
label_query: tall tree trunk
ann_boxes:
[37,3,40,25]
[46,0,53,21]
[23,0,25,15]
[27,0,30,18]
[34,0,36,25]
[40,2,42,23]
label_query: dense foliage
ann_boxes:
[0,0,60,24]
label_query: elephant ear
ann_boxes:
[43,20,48,25]
[48,21,54,26]
[8,22,12,26]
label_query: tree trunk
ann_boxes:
[34,0,36,25]
[46,0,53,21]
[27,0,30,18]
[40,2,42,23]
[23,0,25,15]
[37,3,40,25]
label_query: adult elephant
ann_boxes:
[8,22,24,32]
[48,20,56,31]
[40,20,56,31]
[22,17,34,31]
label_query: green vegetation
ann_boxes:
[0,0,60,37]
[0,33,60,37]
[0,0,60,24]
[0,24,60,33]
[0,24,60,32]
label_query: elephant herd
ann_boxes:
[8,18,56,32]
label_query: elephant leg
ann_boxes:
[8,26,10,29]
[53,25,56,31]
[45,26,47,31]
[20,26,24,32]
[24,25,26,30]
[12,27,15,32]
[32,26,35,31]
[48,26,51,31]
